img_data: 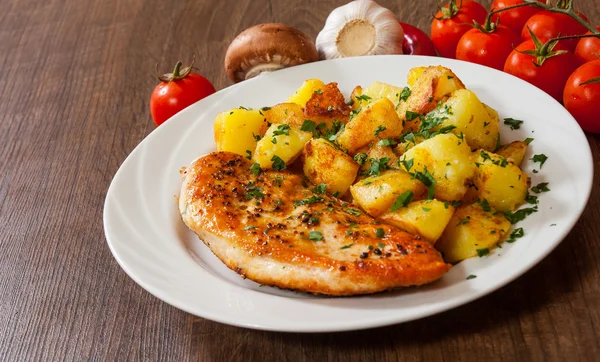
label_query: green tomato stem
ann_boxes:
[172,61,183,78]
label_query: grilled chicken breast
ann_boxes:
[179,152,451,296]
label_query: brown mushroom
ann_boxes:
[224,23,319,83]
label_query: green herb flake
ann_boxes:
[531,154,548,168]
[245,150,252,160]
[524,137,534,145]
[506,227,524,243]
[411,167,436,199]
[503,207,538,224]
[312,183,327,194]
[271,155,286,171]
[399,87,411,102]
[374,125,387,137]
[340,243,354,249]
[479,199,491,212]
[476,248,490,257]
[300,119,318,134]
[390,190,414,212]
[422,207,431,212]
[345,208,361,216]
[457,217,470,226]
[273,124,290,136]
[531,182,550,193]
[375,228,384,238]
[356,94,372,102]
[294,195,324,207]
[504,118,523,130]
[405,110,420,121]
[271,137,277,144]
[525,192,538,204]
[377,138,397,147]
[309,231,323,241]
[243,225,256,231]
[250,163,262,176]
[315,89,323,95]
[261,106,271,111]
[353,153,368,165]
[252,132,261,141]
[466,274,477,280]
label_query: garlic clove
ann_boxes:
[316,0,404,59]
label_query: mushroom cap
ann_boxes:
[224,23,319,83]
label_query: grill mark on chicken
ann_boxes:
[179,152,450,296]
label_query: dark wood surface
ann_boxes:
[1,0,599,360]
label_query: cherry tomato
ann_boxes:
[504,40,579,101]
[521,10,589,51]
[574,27,600,64]
[400,22,437,56]
[431,0,488,59]
[456,24,520,70]
[490,0,542,35]
[563,59,600,133]
[150,61,216,126]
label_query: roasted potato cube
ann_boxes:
[357,144,400,180]
[253,124,312,169]
[214,108,268,156]
[304,82,351,128]
[496,141,528,166]
[303,138,359,196]
[337,98,403,155]
[397,66,466,131]
[379,199,455,243]
[263,103,305,128]
[407,66,427,87]
[350,86,366,111]
[436,203,511,263]
[400,133,476,201]
[287,79,326,108]
[473,150,528,211]
[350,170,427,217]
[425,89,500,151]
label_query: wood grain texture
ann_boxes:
[0,0,598,361]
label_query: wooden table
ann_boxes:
[1,0,598,360]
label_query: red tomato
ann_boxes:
[431,0,488,58]
[521,10,589,51]
[490,0,542,35]
[456,24,520,70]
[400,22,437,56]
[150,61,216,126]
[504,40,579,101]
[563,60,600,133]
[574,27,600,64]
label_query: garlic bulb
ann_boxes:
[315,0,404,59]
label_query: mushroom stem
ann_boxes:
[246,63,286,79]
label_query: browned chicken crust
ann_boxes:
[179,152,451,296]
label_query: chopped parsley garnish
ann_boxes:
[422,207,431,212]
[531,154,548,168]
[271,137,277,144]
[476,248,489,257]
[447,75,454,79]
[503,207,537,224]
[252,132,261,141]
[315,89,323,95]
[349,108,361,121]
[243,225,256,230]
[375,228,384,238]
[411,166,436,199]
[479,199,491,212]
[271,155,286,171]
[345,208,361,216]
[525,192,538,204]
[377,138,397,147]
[273,124,290,136]
[300,119,318,135]
[390,190,414,212]
[483,121,490,127]
[524,137,534,145]
[457,217,470,226]
[238,106,251,110]
[374,125,386,137]
[401,158,414,172]
[340,243,354,249]
[355,94,372,102]
[324,120,343,139]
[506,227,524,243]
[327,105,333,111]
[250,163,262,176]
[245,185,265,200]
[294,195,324,207]
[405,110,420,121]
[399,87,411,102]
[353,153,368,165]
[531,182,550,193]
[245,150,252,160]
[260,106,271,111]
[367,157,391,177]
[309,231,323,241]
[504,118,523,130]
[311,183,327,194]
[466,274,477,280]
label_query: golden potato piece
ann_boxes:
[427,89,500,151]
[400,133,476,201]
[496,141,528,166]
[263,103,305,128]
[287,79,326,108]
[253,124,312,169]
[303,138,359,196]
[407,66,427,87]
[473,150,529,212]
[379,199,455,243]
[304,82,351,128]
[214,108,268,157]
[350,170,427,217]
[357,144,400,180]
[436,203,511,263]
[337,98,403,155]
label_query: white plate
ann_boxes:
[104,55,593,332]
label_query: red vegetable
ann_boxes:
[456,24,520,70]
[563,60,600,133]
[521,10,589,51]
[504,35,579,102]
[490,0,542,35]
[400,22,437,56]
[574,28,600,64]
[150,60,216,126]
[431,0,488,59]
